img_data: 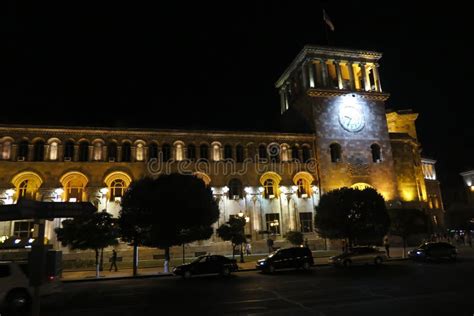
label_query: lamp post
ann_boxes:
[237,211,249,263]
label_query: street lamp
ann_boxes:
[237,211,249,263]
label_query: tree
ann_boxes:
[55,210,119,278]
[120,174,219,273]
[217,216,246,262]
[315,187,390,247]
[388,208,429,257]
[284,231,304,246]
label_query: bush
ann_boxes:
[284,231,304,246]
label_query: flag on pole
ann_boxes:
[323,9,335,31]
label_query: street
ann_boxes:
[37,248,474,316]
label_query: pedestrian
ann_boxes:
[245,242,252,255]
[266,237,274,253]
[383,235,390,258]
[467,234,472,248]
[109,249,118,272]
[304,238,309,248]
[341,239,347,253]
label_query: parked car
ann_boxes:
[172,255,238,278]
[329,246,387,267]
[0,261,62,313]
[256,247,314,273]
[408,242,457,261]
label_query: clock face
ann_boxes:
[338,105,365,132]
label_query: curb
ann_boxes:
[62,258,409,282]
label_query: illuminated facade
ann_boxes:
[0,46,444,251]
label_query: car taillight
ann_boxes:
[48,275,55,281]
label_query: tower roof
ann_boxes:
[276,45,383,88]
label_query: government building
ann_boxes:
[0,46,444,254]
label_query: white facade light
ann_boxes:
[244,187,252,194]
[222,186,229,193]
[258,187,264,193]
[100,188,109,195]
[5,189,15,197]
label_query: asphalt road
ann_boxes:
[37,250,474,316]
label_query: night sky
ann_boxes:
[1,1,473,205]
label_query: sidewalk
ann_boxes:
[62,247,412,282]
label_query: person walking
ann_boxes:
[245,242,252,255]
[266,237,274,253]
[341,239,347,253]
[109,249,118,272]
[383,235,390,258]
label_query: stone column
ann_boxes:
[88,145,93,162]
[361,63,370,91]
[117,146,122,162]
[373,63,382,92]
[301,62,308,90]
[347,61,356,90]
[279,88,286,114]
[73,145,79,162]
[334,60,343,90]
[58,144,63,161]
[27,144,34,161]
[308,62,316,88]
[131,146,137,162]
[320,59,329,87]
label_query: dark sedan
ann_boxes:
[408,242,457,261]
[256,247,314,273]
[172,255,238,278]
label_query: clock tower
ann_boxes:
[276,46,399,202]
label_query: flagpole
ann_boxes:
[322,9,330,45]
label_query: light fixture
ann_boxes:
[100,188,109,195]
[222,186,229,193]
[244,187,252,194]
[258,187,264,193]
[54,188,64,196]
[280,186,288,194]
[238,211,244,217]
[291,185,298,192]
[5,189,15,197]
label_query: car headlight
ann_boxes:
[415,251,424,255]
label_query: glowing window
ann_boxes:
[110,179,126,201]
[49,141,58,161]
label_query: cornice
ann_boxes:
[307,89,390,101]
[0,125,316,141]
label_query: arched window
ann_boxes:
[258,145,267,162]
[194,172,211,186]
[293,172,315,198]
[18,180,29,199]
[187,144,196,161]
[268,143,280,163]
[18,140,29,160]
[330,143,341,163]
[264,179,275,199]
[93,142,103,161]
[61,172,88,202]
[2,141,12,160]
[121,142,131,162]
[212,143,221,161]
[136,143,144,161]
[49,141,58,161]
[228,178,243,199]
[104,171,132,203]
[79,141,89,162]
[260,172,282,199]
[236,145,244,163]
[224,144,233,160]
[110,179,126,201]
[371,144,381,163]
[107,142,118,162]
[149,143,159,160]
[11,171,43,202]
[281,145,289,162]
[200,144,209,160]
[64,141,75,161]
[174,142,184,161]
[291,145,300,161]
[302,146,311,163]
[33,140,45,161]
[162,143,171,162]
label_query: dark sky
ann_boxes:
[1,1,473,205]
